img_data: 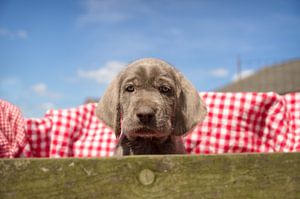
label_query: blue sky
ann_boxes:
[1,0,300,117]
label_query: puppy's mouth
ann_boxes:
[124,127,168,139]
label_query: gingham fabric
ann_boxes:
[185,92,300,154]
[1,92,300,158]
[24,103,115,157]
[0,99,26,158]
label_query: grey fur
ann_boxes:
[96,58,206,155]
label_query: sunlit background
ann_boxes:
[1,0,300,117]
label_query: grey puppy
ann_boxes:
[97,58,206,155]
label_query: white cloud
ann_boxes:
[16,30,28,39]
[232,69,254,82]
[0,79,58,117]
[32,83,47,95]
[78,0,129,25]
[0,77,23,102]
[31,83,62,98]
[0,28,28,39]
[209,68,229,78]
[0,28,10,37]
[77,0,152,26]
[0,77,20,86]
[21,102,56,118]
[78,61,125,84]
[39,102,55,111]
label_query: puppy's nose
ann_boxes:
[136,107,155,124]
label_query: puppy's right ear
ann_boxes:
[96,76,122,137]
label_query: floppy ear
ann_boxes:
[96,76,122,137]
[173,73,207,136]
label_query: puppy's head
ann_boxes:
[96,58,206,140]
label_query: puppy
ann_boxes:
[96,58,206,155]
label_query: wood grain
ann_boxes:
[0,153,299,199]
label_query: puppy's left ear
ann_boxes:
[173,72,207,136]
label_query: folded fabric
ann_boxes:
[185,92,300,154]
[24,103,115,157]
[1,92,299,158]
[0,99,26,158]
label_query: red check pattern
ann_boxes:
[1,92,300,158]
[24,103,115,157]
[185,92,300,154]
[0,100,26,158]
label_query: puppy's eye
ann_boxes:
[125,85,135,92]
[159,85,171,93]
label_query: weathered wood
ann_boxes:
[0,153,299,199]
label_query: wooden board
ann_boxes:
[0,153,299,199]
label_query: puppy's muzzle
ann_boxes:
[136,106,156,124]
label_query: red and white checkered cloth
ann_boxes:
[24,103,115,157]
[185,92,300,154]
[1,92,300,158]
[0,100,26,158]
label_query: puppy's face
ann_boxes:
[97,58,207,142]
[119,63,179,140]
